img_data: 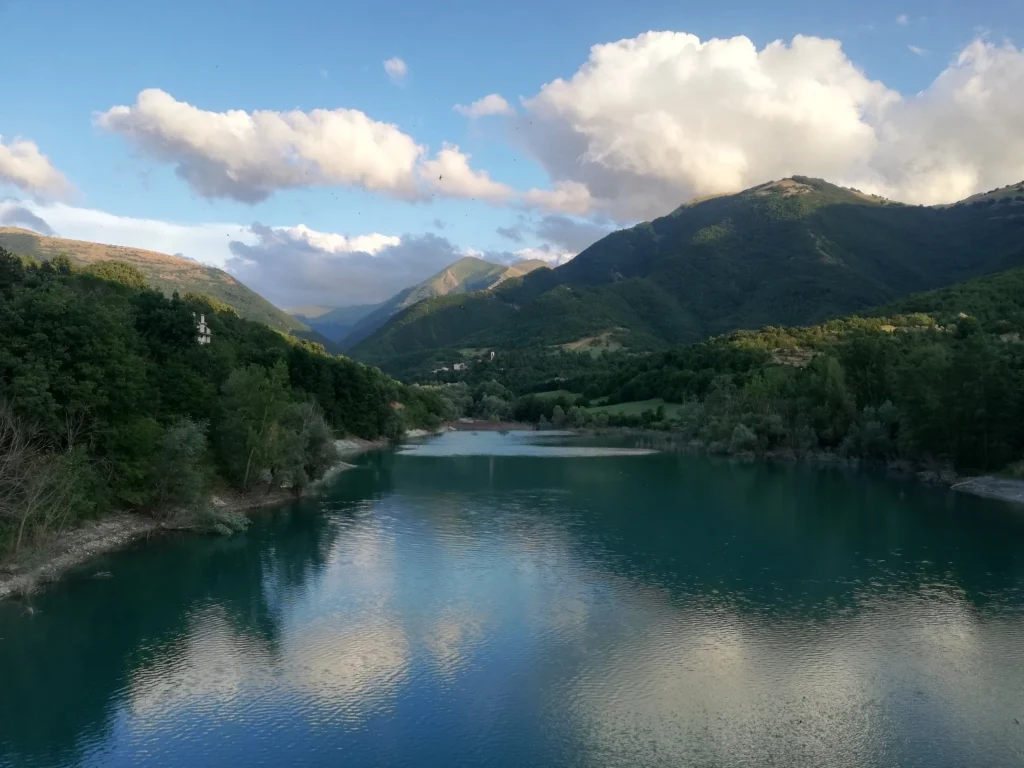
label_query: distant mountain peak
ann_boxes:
[750,177,818,196]
[302,256,549,345]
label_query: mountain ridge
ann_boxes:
[349,176,1024,370]
[0,226,305,333]
[299,256,550,346]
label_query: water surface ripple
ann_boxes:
[1,431,1023,767]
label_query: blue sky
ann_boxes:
[1,0,1023,308]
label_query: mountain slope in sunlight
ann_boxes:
[0,226,305,333]
[349,176,1024,371]
[301,256,549,346]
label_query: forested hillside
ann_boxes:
[0,249,449,553]
[427,265,1024,475]
[0,227,304,333]
[352,177,1024,368]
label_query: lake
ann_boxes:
[2,430,1023,767]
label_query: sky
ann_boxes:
[1,0,1023,310]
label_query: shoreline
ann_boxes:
[572,427,1024,507]
[949,476,1024,505]
[448,419,535,432]
[0,436,391,602]
[6,427,1021,601]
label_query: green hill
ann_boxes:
[303,256,549,345]
[350,177,1024,367]
[0,227,304,333]
[511,263,1024,472]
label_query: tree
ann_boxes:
[567,405,588,428]
[108,417,163,507]
[0,402,92,552]
[551,405,567,428]
[152,418,209,514]
[807,356,856,446]
[956,315,982,339]
[217,361,292,491]
[478,394,512,421]
[272,402,340,491]
[86,261,148,289]
[729,423,758,453]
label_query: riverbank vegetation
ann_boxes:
[0,249,449,554]
[430,267,1024,475]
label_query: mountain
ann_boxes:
[0,227,304,333]
[350,176,1024,369]
[292,303,381,344]
[301,256,549,345]
[288,305,336,319]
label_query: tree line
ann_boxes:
[424,267,1024,475]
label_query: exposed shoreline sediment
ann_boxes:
[0,436,391,601]
[949,476,1024,505]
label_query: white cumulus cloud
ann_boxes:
[95,88,425,203]
[0,203,56,235]
[0,199,251,266]
[227,224,475,307]
[897,14,910,26]
[0,136,72,199]
[384,57,408,84]
[420,144,513,201]
[516,32,1024,218]
[94,34,1024,223]
[534,214,613,252]
[454,94,514,118]
[519,32,898,219]
[865,39,1024,204]
[513,245,576,266]
[280,224,400,255]
[96,89,518,206]
[522,181,594,215]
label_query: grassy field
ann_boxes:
[532,389,581,401]
[558,330,625,354]
[586,399,685,417]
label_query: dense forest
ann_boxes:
[0,249,449,553]
[420,266,1024,476]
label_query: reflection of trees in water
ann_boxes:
[1,450,1022,765]
[386,450,1024,768]
[391,451,1024,616]
[0,467,393,767]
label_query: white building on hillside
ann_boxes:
[194,313,212,345]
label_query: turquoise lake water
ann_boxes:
[1,430,1023,767]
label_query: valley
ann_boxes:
[8,9,1024,766]
[295,256,549,348]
